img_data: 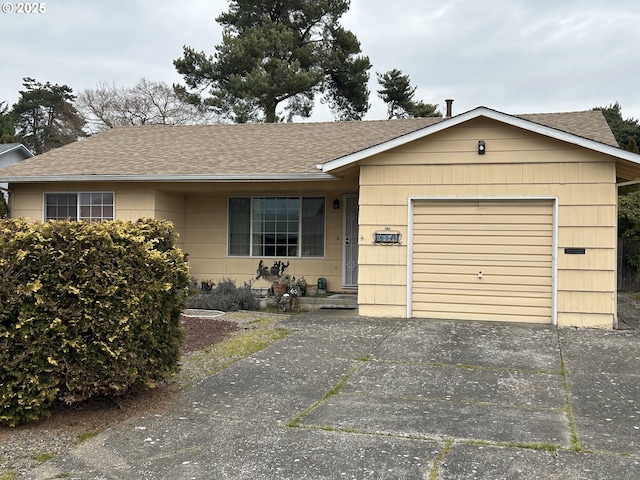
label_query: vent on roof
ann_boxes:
[445,99,454,118]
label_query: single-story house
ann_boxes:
[2,106,640,329]
[0,143,33,200]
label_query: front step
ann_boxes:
[298,293,357,310]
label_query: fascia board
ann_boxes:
[0,173,339,183]
[0,144,34,159]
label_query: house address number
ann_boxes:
[373,230,402,245]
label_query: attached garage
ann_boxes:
[335,107,640,328]
[409,198,556,324]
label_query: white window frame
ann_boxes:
[227,196,326,258]
[43,192,115,222]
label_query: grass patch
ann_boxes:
[35,452,55,463]
[429,438,454,480]
[0,470,16,480]
[288,363,361,428]
[465,439,559,453]
[177,324,292,388]
[559,358,582,452]
[75,431,99,444]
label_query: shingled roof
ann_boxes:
[0,108,623,181]
[516,111,618,146]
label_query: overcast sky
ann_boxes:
[2,0,639,122]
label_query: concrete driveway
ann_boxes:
[28,312,640,479]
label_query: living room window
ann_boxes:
[228,196,325,257]
[44,192,114,221]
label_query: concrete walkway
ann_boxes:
[28,312,640,479]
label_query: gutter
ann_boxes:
[617,179,640,188]
[0,173,339,183]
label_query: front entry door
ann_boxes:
[343,194,359,287]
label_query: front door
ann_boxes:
[343,194,359,287]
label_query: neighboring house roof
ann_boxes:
[0,143,34,159]
[0,107,636,183]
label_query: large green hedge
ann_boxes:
[0,218,190,426]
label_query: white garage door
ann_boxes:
[411,199,554,323]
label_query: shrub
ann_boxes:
[0,218,190,426]
[188,278,257,311]
[0,193,8,218]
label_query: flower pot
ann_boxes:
[255,297,268,310]
[272,283,288,295]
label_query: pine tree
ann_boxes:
[174,0,371,123]
[376,69,440,119]
[0,102,15,143]
[12,78,85,154]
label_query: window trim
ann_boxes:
[43,191,115,222]
[227,195,326,258]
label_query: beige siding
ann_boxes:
[358,117,618,328]
[115,184,156,220]
[8,183,44,220]
[9,180,356,293]
[154,191,185,248]
[180,181,357,290]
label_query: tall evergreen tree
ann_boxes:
[12,77,85,154]
[377,69,440,119]
[174,0,371,123]
[598,103,640,246]
[0,102,15,143]
[594,102,640,151]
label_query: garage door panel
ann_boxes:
[410,308,550,324]
[411,200,554,324]
[414,243,552,256]
[412,300,551,316]
[413,273,552,288]
[414,288,549,307]
[414,253,552,268]
[414,224,551,233]
[414,234,552,247]
[414,214,552,227]
[412,202,552,215]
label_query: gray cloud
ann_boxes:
[1,0,638,122]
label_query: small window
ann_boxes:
[45,192,114,221]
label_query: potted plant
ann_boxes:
[255,294,268,310]
[294,276,307,296]
[272,279,288,295]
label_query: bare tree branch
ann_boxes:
[76,78,220,133]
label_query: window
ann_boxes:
[45,192,114,221]
[228,196,325,257]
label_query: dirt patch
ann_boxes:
[181,314,240,354]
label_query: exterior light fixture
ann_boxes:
[478,140,486,155]
[333,199,340,209]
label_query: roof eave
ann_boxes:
[0,144,34,159]
[320,106,640,172]
[1,173,339,183]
